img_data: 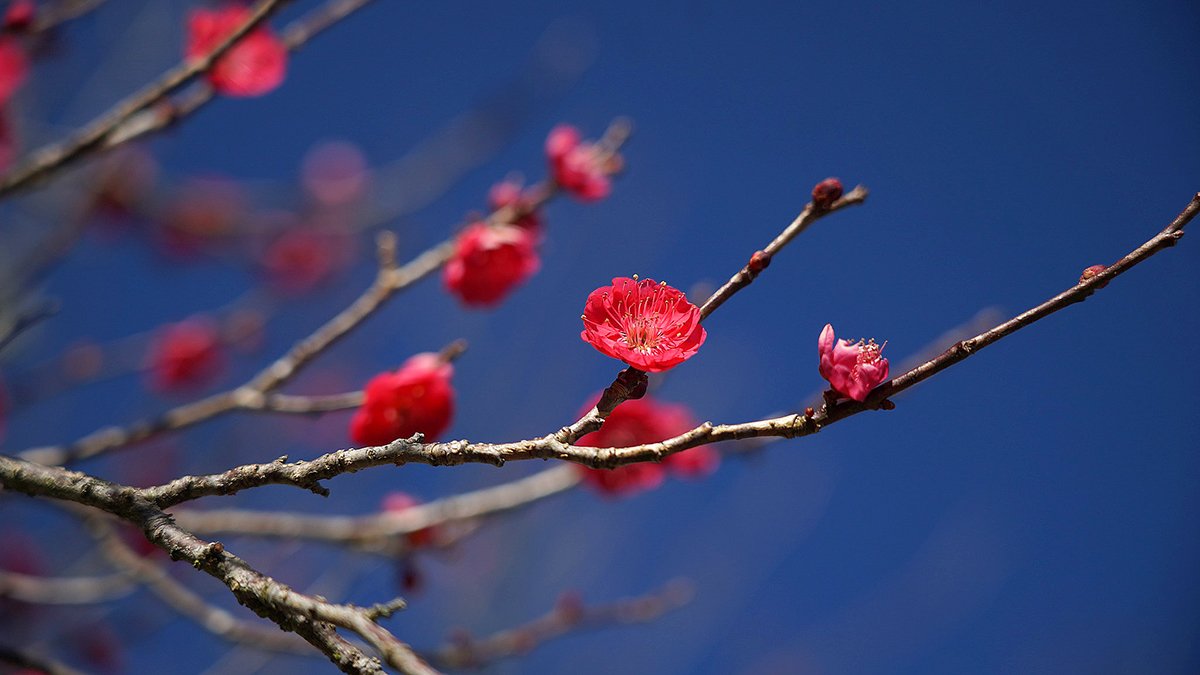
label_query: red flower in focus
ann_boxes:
[818,323,889,402]
[443,222,540,307]
[0,36,27,104]
[580,276,707,372]
[576,395,718,496]
[488,179,542,233]
[350,353,454,445]
[545,124,613,201]
[381,491,437,548]
[149,317,223,391]
[186,5,287,97]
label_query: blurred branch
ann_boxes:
[428,580,694,670]
[17,119,629,466]
[556,184,868,446]
[0,645,88,675]
[0,458,433,674]
[172,464,580,546]
[28,0,107,34]
[120,192,1197,503]
[0,568,135,604]
[0,0,291,199]
[0,297,58,353]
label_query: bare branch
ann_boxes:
[0,568,135,604]
[0,645,88,675]
[429,580,694,670]
[0,0,292,198]
[18,120,629,467]
[172,464,581,546]
[0,456,437,674]
[122,192,1197,503]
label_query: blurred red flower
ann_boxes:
[350,353,454,445]
[545,124,613,201]
[186,5,287,97]
[576,395,717,496]
[148,317,223,392]
[443,222,540,307]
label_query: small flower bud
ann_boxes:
[811,178,844,211]
[748,250,771,276]
[1079,264,1108,287]
[804,407,814,418]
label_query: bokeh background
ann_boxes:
[1,1,1198,673]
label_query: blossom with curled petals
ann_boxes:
[581,277,706,372]
[818,323,889,402]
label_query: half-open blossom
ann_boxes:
[818,323,889,402]
[488,179,542,233]
[149,317,223,391]
[545,124,612,201]
[381,491,437,548]
[0,36,27,104]
[186,5,287,97]
[576,395,718,496]
[581,276,706,372]
[350,353,454,445]
[443,222,540,307]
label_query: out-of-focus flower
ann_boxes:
[443,222,540,307]
[261,228,339,293]
[818,323,889,402]
[0,36,26,104]
[350,353,454,445]
[301,141,369,207]
[545,124,613,201]
[580,276,706,372]
[381,491,437,548]
[488,179,542,233]
[3,1,36,33]
[158,178,245,256]
[576,395,717,496]
[186,5,287,97]
[148,317,223,392]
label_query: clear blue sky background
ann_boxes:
[2,1,1198,673]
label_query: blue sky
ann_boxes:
[2,1,1198,673]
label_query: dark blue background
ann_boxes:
[2,1,1198,673]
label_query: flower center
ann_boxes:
[851,339,885,379]
[622,318,662,354]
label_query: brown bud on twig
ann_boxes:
[1079,264,1108,287]
[811,178,844,211]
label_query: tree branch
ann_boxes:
[120,192,1196,503]
[0,0,292,198]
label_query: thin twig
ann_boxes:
[0,457,436,674]
[556,184,868,445]
[0,0,291,198]
[18,121,629,466]
[0,568,135,604]
[171,464,580,545]
[116,192,1197,504]
[428,580,694,669]
[0,645,88,675]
